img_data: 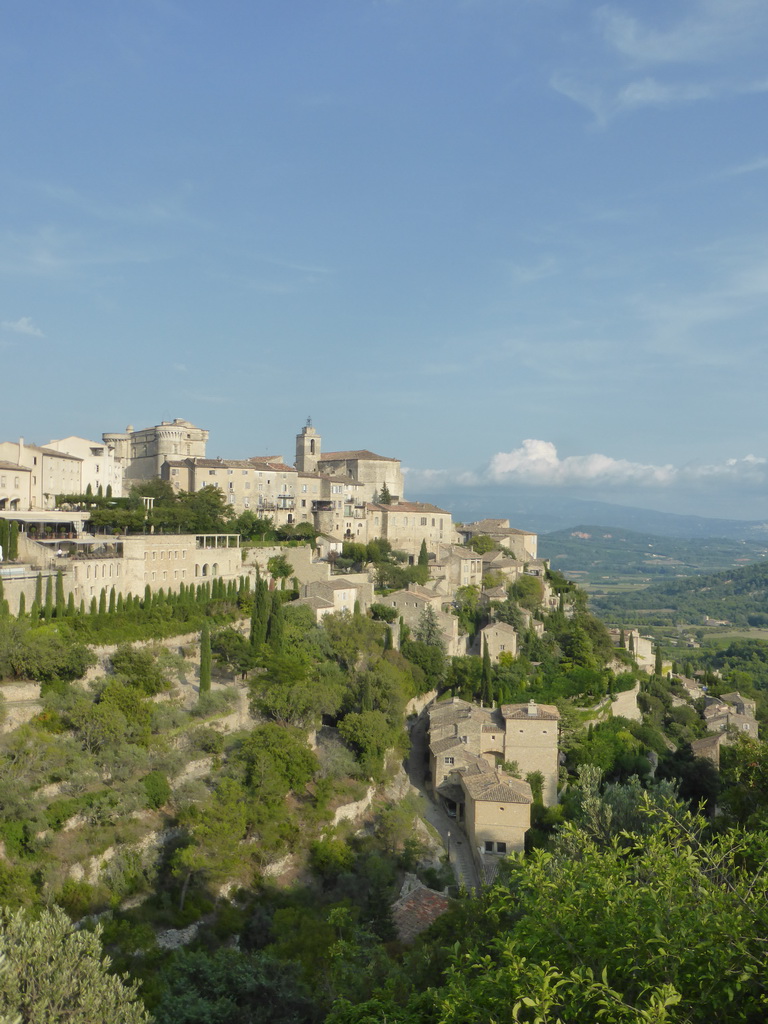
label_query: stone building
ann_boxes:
[44,436,124,498]
[457,519,538,561]
[428,696,559,807]
[366,501,454,556]
[479,621,518,663]
[703,692,759,740]
[103,419,209,482]
[295,421,403,503]
[163,456,298,524]
[0,439,82,510]
[377,584,465,657]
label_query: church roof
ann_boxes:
[319,449,399,463]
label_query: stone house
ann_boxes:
[479,621,518,662]
[703,692,759,739]
[366,501,455,557]
[0,439,82,510]
[428,697,559,807]
[297,577,373,619]
[457,519,538,561]
[44,436,124,498]
[295,422,404,503]
[377,585,465,657]
[429,544,484,590]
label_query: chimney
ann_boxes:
[527,700,537,717]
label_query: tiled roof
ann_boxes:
[482,622,519,639]
[0,460,31,471]
[501,701,560,721]
[391,881,451,944]
[319,449,399,463]
[459,762,533,804]
[431,736,463,755]
[375,501,449,514]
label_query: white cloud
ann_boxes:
[407,442,768,492]
[1,316,44,337]
[487,439,677,486]
[721,155,768,177]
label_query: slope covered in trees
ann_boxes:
[593,558,768,626]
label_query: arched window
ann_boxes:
[310,439,315,454]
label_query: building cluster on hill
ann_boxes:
[0,417,551,640]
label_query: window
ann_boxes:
[484,841,494,853]
[444,756,454,765]
[209,470,216,476]
[421,517,427,526]
[496,842,507,854]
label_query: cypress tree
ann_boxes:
[251,578,270,649]
[144,584,152,612]
[66,592,75,616]
[89,596,97,615]
[116,593,124,613]
[55,570,65,617]
[98,588,107,615]
[418,539,428,566]
[0,521,8,560]
[108,588,116,614]
[629,632,635,654]
[106,484,112,498]
[481,638,493,706]
[267,591,284,654]
[383,624,392,651]
[8,521,18,560]
[44,574,53,621]
[655,645,663,677]
[0,577,5,617]
[619,628,625,648]
[34,573,43,609]
[79,598,85,615]
[199,620,212,696]
[18,592,26,618]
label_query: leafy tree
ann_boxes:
[467,534,497,554]
[0,905,150,1023]
[267,555,293,591]
[152,947,313,1024]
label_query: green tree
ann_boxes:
[414,604,443,649]
[0,905,150,1023]
[267,555,293,591]
[481,637,494,705]
[378,483,392,505]
[267,591,284,653]
[417,540,428,566]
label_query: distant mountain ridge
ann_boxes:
[420,487,768,541]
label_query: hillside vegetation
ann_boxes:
[593,558,768,627]
[540,524,768,588]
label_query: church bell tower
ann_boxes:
[295,418,321,473]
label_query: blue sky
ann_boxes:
[2,0,768,519]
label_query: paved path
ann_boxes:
[612,681,641,721]
[406,711,480,892]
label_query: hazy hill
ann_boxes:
[592,559,768,626]
[422,487,768,541]
[540,525,768,582]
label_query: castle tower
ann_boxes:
[295,419,321,473]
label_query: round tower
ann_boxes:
[295,419,321,473]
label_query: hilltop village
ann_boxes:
[1,417,767,1023]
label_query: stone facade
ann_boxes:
[103,419,209,482]
[480,621,518,662]
[0,440,82,510]
[457,519,538,561]
[44,435,124,498]
[428,696,559,807]
[366,501,454,556]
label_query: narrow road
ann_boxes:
[407,711,481,893]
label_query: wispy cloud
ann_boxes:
[1,316,44,337]
[595,1,768,66]
[720,155,768,177]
